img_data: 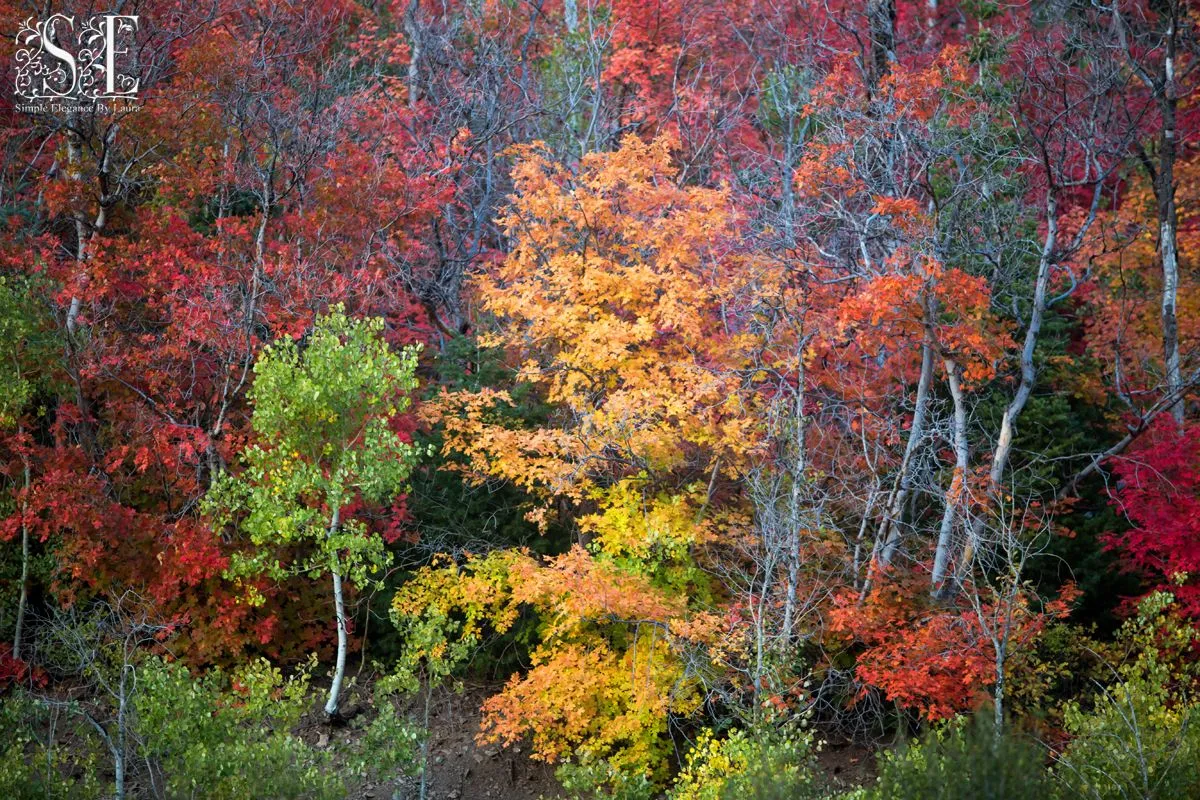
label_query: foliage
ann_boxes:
[389,550,526,690]
[0,692,103,800]
[401,333,564,556]
[393,547,720,783]
[669,720,824,800]
[1,0,1198,795]
[2,632,414,799]
[1107,421,1200,616]
[1055,592,1200,799]
[0,277,54,428]
[829,578,998,721]
[556,757,657,800]
[207,306,422,592]
[340,689,424,786]
[1084,159,1200,409]
[433,134,757,557]
[134,656,343,800]
[864,715,1059,800]
[1002,620,1115,743]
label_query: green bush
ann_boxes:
[1,652,422,799]
[669,720,824,800]
[1054,592,1200,800]
[0,693,103,800]
[865,715,1058,800]
[0,741,104,800]
[556,757,657,800]
[134,656,343,800]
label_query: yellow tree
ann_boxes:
[414,135,759,779]
[436,134,760,565]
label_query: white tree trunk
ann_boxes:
[324,507,348,718]
[956,195,1058,582]
[988,197,1056,485]
[932,358,968,593]
[1162,215,1182,425]
[404,0,423,109]
[1159,24,1182,425]
[114,667,129,800]
[878,333,935,566]
[781,340,808,645]
[13,442,30,659]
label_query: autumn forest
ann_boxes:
[1,0,1199,797]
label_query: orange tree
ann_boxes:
[401,135,760,780]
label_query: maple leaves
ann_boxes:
[1084,154,1200,405]
[481,548,702,773]
[829,574,1076,721]
[394,546,712,776]
[830,577,998,721]
[409,135,758,765]
[835,258,1008,385]
[1109,420,1200,616]
[436,135,758,514]
[0,2,1198,794]
[0,0,451,661]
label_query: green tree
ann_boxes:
[207,306,423,718]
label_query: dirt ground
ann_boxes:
[816,738,876,792]
[383,689,563,800]
[301,683,874,800]
[297,684,564,800]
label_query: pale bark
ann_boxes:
[989,194,1057,488]
[878,332,935,566]
[324,506,348,718]
[64,117,86,338]
[931,357,968,592]
[1161,213,1182,424]
[1159,12,1183,425]
[781,339,808,644]
[115,666,128,800]
[954,195,1058,583]
[404,0,423,110]
[12,439,30,659]
[1112,1,1186,424]
[993,647,1005,736]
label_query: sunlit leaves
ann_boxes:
[207,307,422,591]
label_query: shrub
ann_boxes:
[866,715,1058,800]
[669,721,824,800]
[134,656,344,800]
[0,693,103,800]
[1054,592,1200,800]
[556,757,657,800]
